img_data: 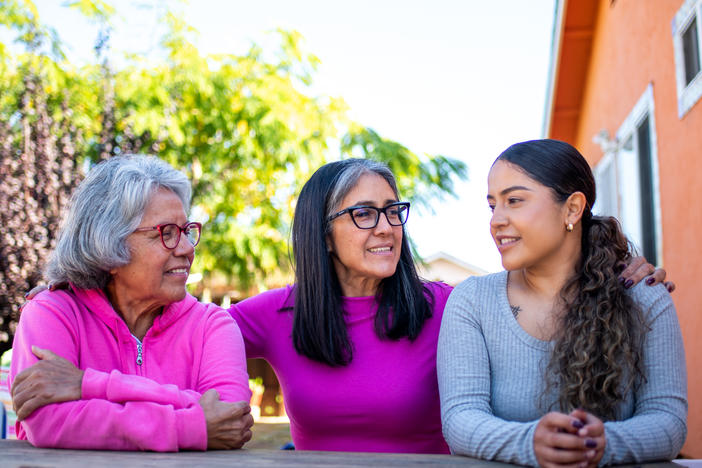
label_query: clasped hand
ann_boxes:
[534,409,605,468]
[199,389,254,449]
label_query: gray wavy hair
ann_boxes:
[45,155,192,289]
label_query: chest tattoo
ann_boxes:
[510,304,521,318]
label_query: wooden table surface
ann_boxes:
[0,439,681,468]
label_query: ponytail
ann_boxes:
[546,213,647,420]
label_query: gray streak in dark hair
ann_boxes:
[324,159,398,230]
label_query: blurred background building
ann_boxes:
[417,251,487,286]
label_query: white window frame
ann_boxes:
[593,85,663,265]
[672,0,702,118]
[592,150,619,219]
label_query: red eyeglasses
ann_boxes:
[133,222,202,250]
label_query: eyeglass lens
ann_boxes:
[161,224,201,248]
[351,204,408,229]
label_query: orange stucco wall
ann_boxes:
[566,0,702,456]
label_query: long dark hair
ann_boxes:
[496,139,647,420]
[291,159,433,366]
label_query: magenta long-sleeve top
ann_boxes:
[9,286,251,451]
[229,281,452,453]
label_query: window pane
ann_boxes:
[636,116,657,263]
[617,136,644,255]
[683,17,701,85]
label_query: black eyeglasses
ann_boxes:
[133,222,202,250]
[326,202,410,229]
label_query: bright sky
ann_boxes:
[31,0,557,273]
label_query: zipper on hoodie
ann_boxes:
[132,335,143,366]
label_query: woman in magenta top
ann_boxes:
[228,159,452,453]
[232,284,450,452]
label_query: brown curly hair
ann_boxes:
[496,139,647,420]
[549,212,647,420]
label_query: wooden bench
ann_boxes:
[0,439,681,467]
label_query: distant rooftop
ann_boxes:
[417,251,489,286]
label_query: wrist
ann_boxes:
[77,369,85,398]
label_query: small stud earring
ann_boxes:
[566,223,574,232]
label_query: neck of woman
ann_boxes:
[104,283,162,340]
[516,245,582,303]
[334,267,382,297]
[507,249,581,341]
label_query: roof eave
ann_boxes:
[542,0,568,138]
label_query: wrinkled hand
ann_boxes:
[533,412,599,468]
[199,389,253,450]
[11,346,84,420]
[620,256,674,293]
[569,409,605,468]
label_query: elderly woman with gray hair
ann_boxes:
[8,155,252,451]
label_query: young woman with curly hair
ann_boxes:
[437,139,687,467]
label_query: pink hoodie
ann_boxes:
[9,286,250,451]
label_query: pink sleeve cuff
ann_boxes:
[81,368,109,400]
[176,404,208,451]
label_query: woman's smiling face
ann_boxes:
[109,187,195,308]
[326,173,404,297]
[487,160,571,271]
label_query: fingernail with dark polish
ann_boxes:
[585,439,597,448]
[646,277,655,285]
[571,419,584,429]
[667,286,673,293]
[624,279,634,289]
[618,276,626,285]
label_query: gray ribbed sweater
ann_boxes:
[437,271,687,466]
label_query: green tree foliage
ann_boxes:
[0,0,467,355]
[0,1,101,355]
[341,126,467,212]
[107,14,349,288]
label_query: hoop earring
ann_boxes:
[566,223,574,232]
